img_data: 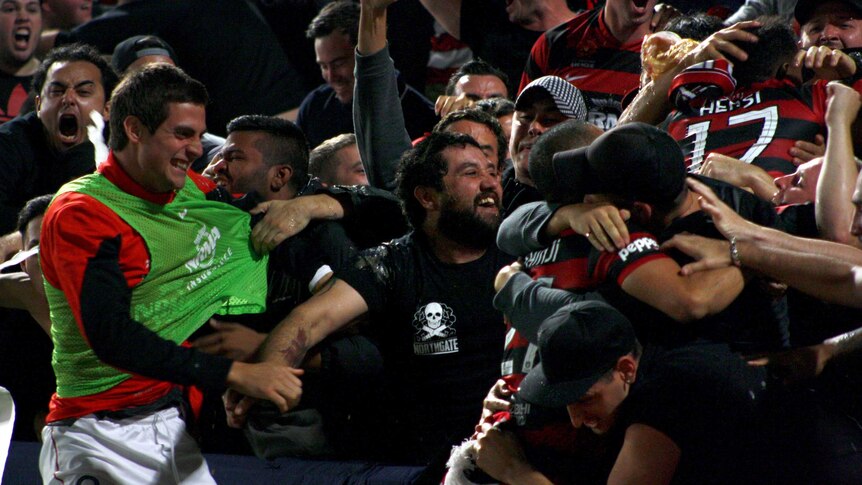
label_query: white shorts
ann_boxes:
[39,406,216,485]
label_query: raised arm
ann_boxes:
[354,0,413,191]
[816,82,862,247]
[418,0,462,39]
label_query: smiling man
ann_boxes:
[38,64,305,484]
[0,43,116,234]
[225,131,513,465]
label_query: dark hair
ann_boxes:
[17,194,54,237]
[227,114,310,190]
[306,1,360,45]
[476,97,515,119]
[309,133,356,184]
[730,17,798,87]
[396,131,481,229]
[32,43,119,98]
[662,13,724,41]
[434,108,507,168]
[108,64,208,151]
[444,58,509,96]
[530,120,603,203]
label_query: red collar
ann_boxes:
[98,151,177,205]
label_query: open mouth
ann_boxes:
[58,114,79,143]
[13,28,30,48]
[475,193,500,209]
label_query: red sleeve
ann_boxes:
[41,191,149,341]
[591,233,670,286]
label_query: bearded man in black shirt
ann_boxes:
[225,131,514,465]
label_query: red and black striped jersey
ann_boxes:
[520,8,643,131]
[664,78,856,178]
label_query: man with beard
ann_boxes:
[0,43,116,235]
[224,131,514,466]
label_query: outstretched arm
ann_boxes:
[353,0,413,191]
[816,82,862,247]
[418,0,462,39]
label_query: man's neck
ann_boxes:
[603,7,651,45]
[662,191,700,226]
[0,57,39,77]
[422,223,487,264]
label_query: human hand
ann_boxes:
[494,262,524,293]
[677,21,760,71]
[795,46,857,81]
[250,198,314,253]
[192,319,267,362]
[825,81,862,128]
[789,135,825,166]
[474,424,535,483]
[435,94,476,117]
[650,3,682,32]
[478,379,512,430]
[747,343,832,386]
[224,361,304,427]
[686,177,758,242]
[556,202,631,252]
[661,233,732,275]
[699,153,755,188]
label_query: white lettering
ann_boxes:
[618,237,659,262]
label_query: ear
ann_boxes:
[631,201,653,222]
[103,101,111,122]
[270,164,294,191]
[34,95,41,117]
[123,116,144,144]
[616,354,638,384]
[414,186,439,211]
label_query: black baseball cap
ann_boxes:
[112,35,178,74]
[795,0,862,25]
[550,122,686,207]
[519,301,637,408]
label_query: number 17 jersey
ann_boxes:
[664,78,856,178]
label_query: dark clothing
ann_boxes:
[0,111,95,233]
[621,342,767,485]
[460,0,541,97]
[56,0,305,136]
[336,232,513,464]
[296,78,436,149]
[663,78,855,177]
[521,8,642,130]
[0,71,32,124]
[502,165,542,219]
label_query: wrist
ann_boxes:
[729,236,742,267]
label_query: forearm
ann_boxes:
[353,45,412,191]
[683,266,746,318]
[735,229,862,306]
[618,70,678,126]
[497,201,555,255]
[301,193,345,221]
[741,167,780,202]
[816,123,859,245]
[823,326,862,363]
[418,0,461,39]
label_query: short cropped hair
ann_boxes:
[32,43,119,98]
[17,194,54,237]
[529,120,603,204]
[227,114,310,190]
[306,1,360,45]
[396,131,481,229]
[444,59,509,96]
[108,64,208,151]
[309,133,356,183]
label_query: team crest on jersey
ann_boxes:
[412,302,459,355]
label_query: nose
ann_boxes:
[210,156,227,175]
[851,209,862,237]
[774,174,791,191]
[188,137,204,160]
[820,24,841,45]
[566,404,585,428]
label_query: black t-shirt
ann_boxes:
[0,71,31,124]
[56,0,305,136]
[0,112,95,233]
[621,342,767,485]
[502,165,542,219]
[336,231,513,463]
[296,78,437,149]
